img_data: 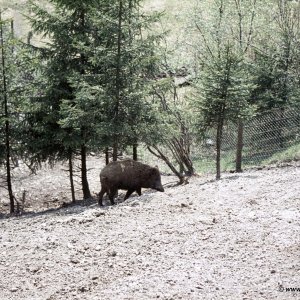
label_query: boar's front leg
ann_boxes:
[124,189,135,200]
[136,187,142,196]
[124,187,142,200]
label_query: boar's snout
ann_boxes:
[154,184,164,192]
[158,186,164,192]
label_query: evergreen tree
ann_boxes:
[194,44,254,179]
[191,0,256,179]
[0,10,15,213]
[28,0,163,200]
[0,10,41,212]
[252,0,300,110]
[28,0,103,199]
[78,0,163,161]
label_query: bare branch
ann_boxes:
[194,22,215,60]
[244,0,257,54]
[147,145,184,184]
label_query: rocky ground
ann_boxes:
[0,158,299,300]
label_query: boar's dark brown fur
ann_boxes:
[98,159,164,206]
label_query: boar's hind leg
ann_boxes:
[124,189,135,200]
[108,188,117,205]
[98,188,106,206]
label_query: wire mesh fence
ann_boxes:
[139,107,300,175]
[242,109,300,163]
[223,108,299,168]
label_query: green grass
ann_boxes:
[184,142,300,175]
[262,143,300,165]
[193,151,236,174]
[127,142,300,177]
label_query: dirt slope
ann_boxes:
[0,162,299,300]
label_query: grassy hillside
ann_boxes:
[0,0,29,39]
[0,0,50,43]
[144,0,194,68]
[0,0,193,43]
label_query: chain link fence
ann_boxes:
[139,108,300,175]
[229,108,298,168]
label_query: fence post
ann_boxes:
[236,119,244,172]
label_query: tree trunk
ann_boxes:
[179,162,184,175]
[216,124,222,180]
[27,31,33,45]
[68,148,76,203]
[112,142,118,162]
[1,11,15,213]
[278,107,285,149]
[235,119,244,173]
[105,147,109,165]
[10,20,14,53]
[216,108,225,180]
[173,136,194,176]
[77,10,91,199]
[111,1,123,163]
[133,144,138,161]
[81,144,91,199]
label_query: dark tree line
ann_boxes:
[1,0,166,213]
[1,0,300,213]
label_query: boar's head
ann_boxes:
[147,167,164,192]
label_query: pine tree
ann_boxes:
[28,0,163,200]
[0,10,15,213]
[81,0,163,161]
[251,0,300,110]
[191,0,256,179]
[58,0,164,163]
[27,0,102,199]
[0,10,40,212]
[195,43,254,179]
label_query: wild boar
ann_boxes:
[98,159,164,206]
